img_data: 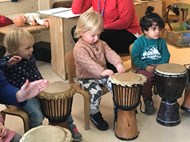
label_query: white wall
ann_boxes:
[0,0,38,16]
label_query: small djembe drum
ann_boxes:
[20,125,72,142]
[154,63,187,126]
[39,81,75,125]
[110,72,147,140]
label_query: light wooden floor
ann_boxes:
[1,43,190,142]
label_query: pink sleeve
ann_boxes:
[104,0,136,30]
[74,47,105,77]
[3,130,16,142]
[72,0,92,14]
[103,43,122,66]
[0,113,16,142]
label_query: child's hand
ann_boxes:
[145,65,155,73]
[101,69,114,77]
[116,63,126,73]
[0,125,8,138]
[8,56,22,66]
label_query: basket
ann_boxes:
[166,30,190,47]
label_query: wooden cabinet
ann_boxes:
[134,2,144,21]
[134,0,163,20]
[147,0,163,17]
[49,16,78,80]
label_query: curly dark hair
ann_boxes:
[140,6,165,33]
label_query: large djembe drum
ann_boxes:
[154,63,187,126]
[20,125,72,142]
[39,81,75,124]
[110,72,147,140]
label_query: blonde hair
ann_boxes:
[3,27,34,54]
[74,10,103,39]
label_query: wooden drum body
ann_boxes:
[110,72,146,140]
[154,63,187,126]
[39,81,75,124]
[20,125,72,142]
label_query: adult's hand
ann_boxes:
[16,79,48,103]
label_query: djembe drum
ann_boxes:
[110,72,147,140]
[39,81,75,125]
[181,64,190,111]
[154,63,187,126]
[20,125,72,142]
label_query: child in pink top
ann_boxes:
[73,10,125,131]
[72,0,141,72]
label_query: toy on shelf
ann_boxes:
[165,3,190,47]
[13,13,49,28]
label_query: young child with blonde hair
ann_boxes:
[0,28,82,142]
[0,27,45,130]
[73,10,125,131]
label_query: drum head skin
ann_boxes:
[109,72,147,87]
[155,63,187,75]
[20,125,72,142]
[38,81,74,123]
[44,81,71,93]
[39,81,75,100]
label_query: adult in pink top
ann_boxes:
[72,0,141,71]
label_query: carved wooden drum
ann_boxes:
[110,72,146,140]
[39,81,75,123]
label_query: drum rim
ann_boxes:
[155,63,187,75]
[20,125,72,142]
[154,69,187,76]
[42,81,72,93]
[109,72,147,87]
[39,86,75,100]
